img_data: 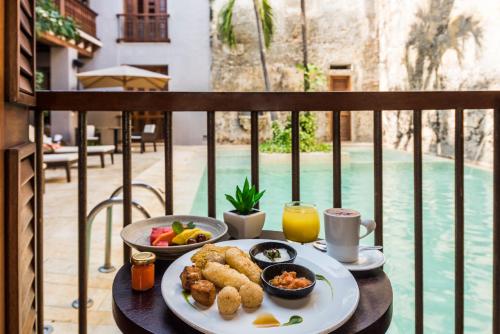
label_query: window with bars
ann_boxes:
[118,0,169,42]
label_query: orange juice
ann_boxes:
[282,202,320,243]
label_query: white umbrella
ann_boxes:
[77,65,170,90]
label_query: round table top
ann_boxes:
[112,231,393,334]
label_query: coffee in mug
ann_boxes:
[323,208,376,262]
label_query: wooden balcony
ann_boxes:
[117,14,170,43]
[54,0,97,38]
[37,0,102,57]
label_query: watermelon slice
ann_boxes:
[152,229,176,246]
[150,227,172,245]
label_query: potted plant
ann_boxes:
[224,178,266,239]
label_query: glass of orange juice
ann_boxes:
[282,202,320,243]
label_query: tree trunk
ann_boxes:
[300,0,309,92]
[251,0,271,92]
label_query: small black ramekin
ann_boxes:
[261,263,316,299]
[249,241,297,269]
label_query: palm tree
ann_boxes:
[218,0,274,91]
[395,0,482,150]
[300,0,309,92]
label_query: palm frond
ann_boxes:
[218,0,237,48]
[259,0,274,49]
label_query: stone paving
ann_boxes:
[42,144,206,333]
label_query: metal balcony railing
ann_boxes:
[34,90,500,334]
[117,14,170,43]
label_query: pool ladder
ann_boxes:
[72,182,165,309]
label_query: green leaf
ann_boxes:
[282,315,303,326]
[217,0,237,48]
[254,190,265,203]
[186,221,196,229]
[225,194,239,210]
[236,186,243,202]
[172,221,184,235]
[243,177,250,194]
[259,0,274,49]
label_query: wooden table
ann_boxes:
[112,231,393,333]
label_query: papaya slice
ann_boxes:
[152,229,176,246]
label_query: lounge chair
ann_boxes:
[87,125,100,144]
[50,145,115,168]
[43,153,78,182]
[132,124,157,153]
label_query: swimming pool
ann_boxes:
[190,146,493,333]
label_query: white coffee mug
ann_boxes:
[324,208,376,262]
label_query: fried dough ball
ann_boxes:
[190,280,216,307]
[239,282,264,308]
[217,286,241,315]
[180,265,202,291]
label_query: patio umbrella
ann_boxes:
[77,65,170,90]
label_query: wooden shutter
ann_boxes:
[6,143,37,334]
[6,0,36,106]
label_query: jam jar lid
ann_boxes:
[131,252,156,266]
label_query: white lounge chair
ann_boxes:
[50,145,115,168]
[43,153,78,182]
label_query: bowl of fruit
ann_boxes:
[121,215,228,259]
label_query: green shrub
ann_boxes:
[260,112,331,153]
[36,0,80,40]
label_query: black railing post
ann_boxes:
[291,111,300,201]
[122,111,132,263]
[455,108,464,334]
[374,110,383,247]
[332,110,342,207]
[34,109,44,334]
[77,111,88,334]
[207,111,216,218]
[493,106,500,333]
[251,111,260,208]
[163,111,173,215]
[413,109,423,334]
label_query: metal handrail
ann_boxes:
[110,182,165,207]
[99,182,164,272]
[72,198,151,309]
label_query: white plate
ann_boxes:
[120,215,228,260]
[161,239,359,334]
[341,249,386,272]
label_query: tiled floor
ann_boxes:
[42,144,207,333]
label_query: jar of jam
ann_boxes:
[131,252,156,291]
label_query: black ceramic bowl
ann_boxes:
[249,242,297,269]
[261,263,316,299]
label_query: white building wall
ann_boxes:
[50,47,79,144]
[85,0,211,145]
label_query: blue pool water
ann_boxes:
[190,146,493,333]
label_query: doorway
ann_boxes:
[328,74,352,141]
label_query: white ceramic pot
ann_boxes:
[223,210,266,239]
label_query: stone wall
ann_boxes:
[378,0,499,166]
[211,0,499,166]
[210,0,380,143]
